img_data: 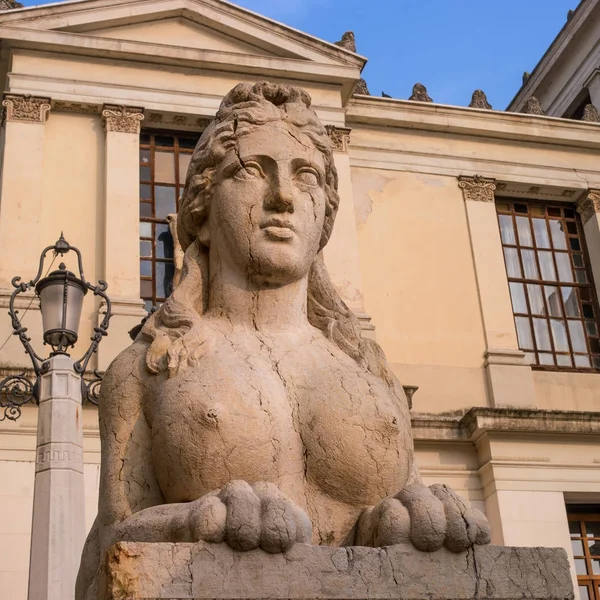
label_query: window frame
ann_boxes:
[568,511,600,600]
[496,198,600,373]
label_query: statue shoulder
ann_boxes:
[99,340,151,408]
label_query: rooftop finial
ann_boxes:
[469,90,493,110]
[582,103,600,123]
[408,83,433,103]
[0,0,24,9]
[334,31,357,53]
[524,96,545,115]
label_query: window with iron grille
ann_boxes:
[569,510,600,600]
[496,199,600,370]
[139,131,201,311]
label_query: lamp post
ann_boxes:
[0,235,112,600]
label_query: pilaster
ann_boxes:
[576,189,600,306]
[100,105,146,369]
[458,175,536,408]
[0,94,51,288]
[324,126,375,338]
[28,355,85,600]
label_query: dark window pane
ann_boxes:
[583,304,595,319]
[179,137,199,149]
[504,248,522,278]
[140,202,152,218]
[586,321,598,336]
[155,135,174,146]
[514,203,528,214]
[566,221,578,235]
[569,237,581,251]
[573,253,584,268]
[140,133,151,144]
[590,540,600,555]
[594,356,600,368]
[156,223,174,259]
[570,521,582,536]
[140,149,150,164]
[590,338,600,354]
[548,207,561,217]
[140,241,152,257]
[581,288,591,301]
[576,270,588,284]
[564,208,575,219]
[140,165,151,180]
[156,261,175,298]
[155,186,177,219]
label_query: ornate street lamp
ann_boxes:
[0,234,112,420]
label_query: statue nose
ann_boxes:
[264,176,295,213]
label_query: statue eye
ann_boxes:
[234,162,263,180]
[296,168,319,187]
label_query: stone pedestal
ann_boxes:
[29,355,85,600]
[103,541,573,600]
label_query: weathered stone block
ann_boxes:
[104,542,573,600]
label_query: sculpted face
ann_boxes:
[201,123,327,285]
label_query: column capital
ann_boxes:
[2,93,51,124]
[102,104,144,134]
[576,189,600,225]
[458,174,497,202]
[325,125,351,152]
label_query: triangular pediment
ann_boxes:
[0,0,365,67]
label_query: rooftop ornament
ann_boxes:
[582,104,600,123]
[408,83,433,103]
[524,96,545,115]
[0,234,112,420]
[469,89,493,110]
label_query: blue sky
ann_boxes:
[20,0,577,109]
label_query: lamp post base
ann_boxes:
[28,354,85,600]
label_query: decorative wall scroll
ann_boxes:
[146,113,213,130]
[457,175,497,202]
[102,105,145,134]
[576,190,600,225]
[325,125,351,152]
[2,94,51,124]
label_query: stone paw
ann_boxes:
[188,480,312,553]
[355,483,490,552]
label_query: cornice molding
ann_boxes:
[576,189,600,225]
[458,175,497,202]
[325,125,351,152]
[102,104,144,134]
[2,93,50,124]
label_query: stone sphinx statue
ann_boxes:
[76,81,490,600]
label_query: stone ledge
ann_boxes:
[104,542,573,600]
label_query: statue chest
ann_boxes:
[146,333,412,506]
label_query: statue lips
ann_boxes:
[260,217,296,241]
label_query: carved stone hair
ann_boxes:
[141,82,403,398]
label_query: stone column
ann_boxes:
[99,105,146,370]
[576,190,600,304]
[458,175,536,407]
[323,126,375,338]
[28,354,85,600]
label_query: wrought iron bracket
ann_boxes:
[0,374,37,421]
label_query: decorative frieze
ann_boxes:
[146,112,212,130]
[576,190,600,225]
[458,175,497,202]
[53,101,100,114]
[325,125,351,152]
[2,94,51,124]
[102,104,144,134]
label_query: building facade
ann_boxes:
[0,0,599,599]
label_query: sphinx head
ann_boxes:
[178,82,339,286]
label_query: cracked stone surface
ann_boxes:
[77,82,491,600]
[104,542,573,600]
